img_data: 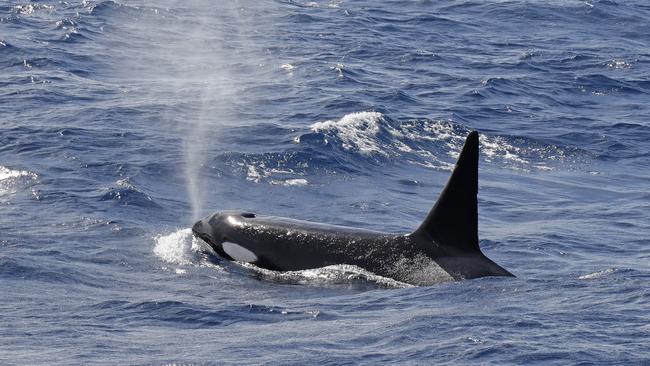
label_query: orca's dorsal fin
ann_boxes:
[413,131,480,253]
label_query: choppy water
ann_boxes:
[2,0,650,364]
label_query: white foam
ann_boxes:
[607,59,631,69]
[307,114,467,169]
[0,166,38,198]
[13,4,34,14]
[0,166,37,181]
[270,178,308,186]
[280,63,295,71]
[285,178,308,186]
[244,161,310,185]
[294,112,578,177]
[480,136,529,165]
[153,228,201,265]
[310,111,385,155]
[400,118,558,170]
[240,263,413,288]
[246,165,262,183]
[579,268,617,280]
[303,1,341,8]
[330,63,345,77]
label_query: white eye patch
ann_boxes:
[222,241,258,263]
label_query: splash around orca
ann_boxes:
[192,131,513,285]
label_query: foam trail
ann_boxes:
[240,263,414,289]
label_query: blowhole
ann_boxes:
[241,213,256,218]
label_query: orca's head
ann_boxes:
[192,211,261,263]
[191,216,216,246]
[192,211,256,248]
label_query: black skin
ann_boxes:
[192,131,514,285]
[192,212,512,285]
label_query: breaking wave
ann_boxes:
[0,165,38,199]
[100,178,161,208]
[216,111,591,185]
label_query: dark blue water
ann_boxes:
[2,0,649,364]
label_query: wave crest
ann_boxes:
[213,112,591,185]
[302,111,588,172]
[0,166,38,199]
[310,111,385,155]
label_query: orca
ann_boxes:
[192,131,513,285]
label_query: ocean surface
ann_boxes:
[2,0,649,364]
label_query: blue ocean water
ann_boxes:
[2,0,650,364]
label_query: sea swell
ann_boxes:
[212,111,594,186]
